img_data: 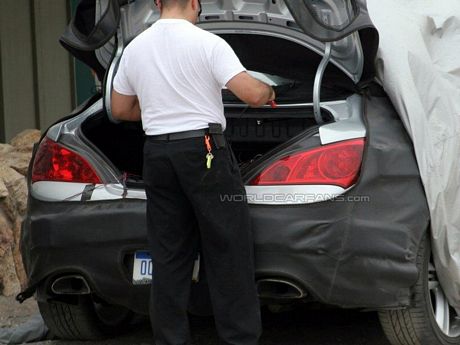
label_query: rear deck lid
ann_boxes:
[62,0,377,121]
[60,0,126,81]
[284,0,374,42]
[62,0,376,82]
[199,0,377,83]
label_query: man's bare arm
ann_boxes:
[226,72,275,108]
[111,90,142,121]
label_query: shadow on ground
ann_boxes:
[31,305,390,345]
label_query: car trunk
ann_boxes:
[81,33,353,181]
[81,105,329,179]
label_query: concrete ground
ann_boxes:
[1,295,391,345]
[0,296,39,329]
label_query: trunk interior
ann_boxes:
[81,106,329,180]
[80,33,353,182]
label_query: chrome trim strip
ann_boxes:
[91,184,147,200]
[224,99,346,110]
[244,185,347,205]
[31,182,146,202]
[31,182,89,202]
[224,102,315,109]
[32,181,352,206]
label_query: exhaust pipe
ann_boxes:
[51,275,91,295]
[256,279,307,299]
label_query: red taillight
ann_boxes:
[32,137,101,184]
[250,138,365,188]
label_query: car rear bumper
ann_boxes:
[21,96,430,313]
[21,195,425,314]
[21,198,151,313]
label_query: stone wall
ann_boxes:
[0,130,41,296]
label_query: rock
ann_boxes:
[0,295,40,330]
[0,129,38,296]
[0,247,21,297]
[4,151,32,176]
[0,166,27,220]
[3,168,28,216]
[0,143,14,157]
[13,218,27,289]
[0,179,8,199]
[10,129,41,153]
[0,210,13,258]
[0,193,18,297]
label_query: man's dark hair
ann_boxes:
[160,0,190,9]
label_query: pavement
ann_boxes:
[1,296,391,345]
[0,296,39,329]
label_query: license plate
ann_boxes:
[133,251,152,285]
[132,251,201,285]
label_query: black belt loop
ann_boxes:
[208,123,226,149]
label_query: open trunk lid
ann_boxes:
[60,0,127,81]
[61,0,377,120]
[284,0,374,42]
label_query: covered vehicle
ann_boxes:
[17,1,454,344]
[368,0,460,326]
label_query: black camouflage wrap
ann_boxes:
[20,94,430,313]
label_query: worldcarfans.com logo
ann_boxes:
[220,193,371,203]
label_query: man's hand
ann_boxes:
[111,90,142,122]
[226,72,276,108]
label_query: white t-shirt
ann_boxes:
[113,18,246,135]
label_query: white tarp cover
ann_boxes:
[367,0,460,308]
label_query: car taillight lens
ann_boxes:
[250,138,365,188]
[32,137,101,184]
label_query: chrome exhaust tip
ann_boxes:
[51,275,91,295]
[256,279,307,299]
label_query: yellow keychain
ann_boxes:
[206,153,214,169]
[205,135,214,169]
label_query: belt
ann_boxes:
[147,129,207,141]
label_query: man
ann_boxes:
[111,0,275,344]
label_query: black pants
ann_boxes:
[143,135,261,345]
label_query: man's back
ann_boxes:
[114,18,245,135]
[110,2,276,344]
